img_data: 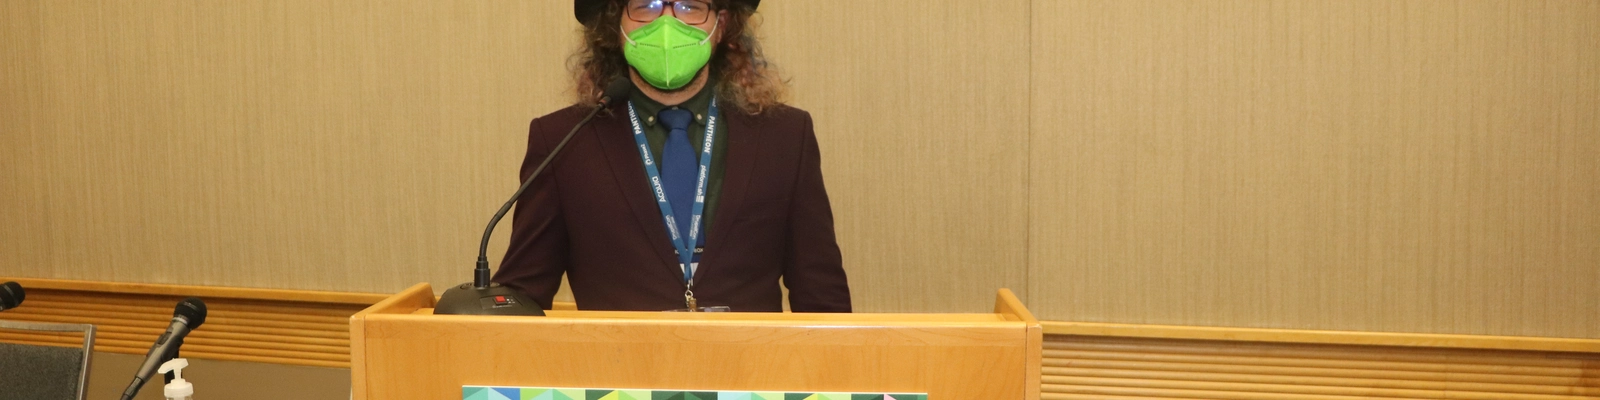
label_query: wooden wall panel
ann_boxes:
[0,278,384,368]
[758,1,1032,313]
[87,352,351,400]
[1028,0,1600,337]
[1042,335,1600,400]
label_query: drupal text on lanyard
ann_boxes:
[625,98,727,311]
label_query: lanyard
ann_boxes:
[625,97,719,287]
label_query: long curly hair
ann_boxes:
[571,0,788,114]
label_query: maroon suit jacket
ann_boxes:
[492,100,851,312]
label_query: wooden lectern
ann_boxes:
[350,283,1042,399]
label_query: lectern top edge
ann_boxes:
[350,283,1043,400]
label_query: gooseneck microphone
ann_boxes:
[0,281,24,311]
[120,297,207,400]
[435,78,635,315]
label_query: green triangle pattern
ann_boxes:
[521,388,549,400]
[464,387,489,400]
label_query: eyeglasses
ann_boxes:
[625,0,717,25]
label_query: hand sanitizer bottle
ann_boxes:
[157,358,194,400]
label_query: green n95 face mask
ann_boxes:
[622,16,716,90]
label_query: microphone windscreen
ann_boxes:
[0,281,22,309]
[173,297,207,328]
[601,78,635,105]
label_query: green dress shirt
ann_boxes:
[628,82,729,235]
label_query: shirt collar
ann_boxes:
[629,77,717,127]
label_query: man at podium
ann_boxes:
[493,0,851,313]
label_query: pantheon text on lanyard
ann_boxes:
[625,97,719,310]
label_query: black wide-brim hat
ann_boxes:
[575,0,761,25]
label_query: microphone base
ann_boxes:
[434,283,546,316]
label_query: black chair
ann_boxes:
[0,320,96,400]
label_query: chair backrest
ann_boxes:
[0,320,95,400]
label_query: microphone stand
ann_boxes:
[435,80,633,315]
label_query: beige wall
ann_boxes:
[1026,0,1599,338]
[2,1,1595,338]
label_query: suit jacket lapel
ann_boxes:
[594,104,681,274]
[704,111,759,259]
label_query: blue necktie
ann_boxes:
[656,108,698,246]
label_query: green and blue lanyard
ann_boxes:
[625,97,719,310]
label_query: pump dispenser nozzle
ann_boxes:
[157,358,194,400]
